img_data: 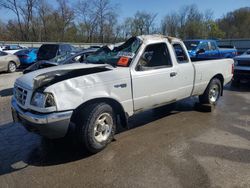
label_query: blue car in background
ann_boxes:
[14,48,38,67]
[184,40,237,61]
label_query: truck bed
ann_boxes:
[191,58,234,96]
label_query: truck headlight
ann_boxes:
[31,92,56,108]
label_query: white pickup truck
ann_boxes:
[11,35,233,153]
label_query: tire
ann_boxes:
[199,78,222,105]
[75,103,116,153]
[7,61,17,73]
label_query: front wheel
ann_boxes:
[8,61,17,73]
[75,103,116,153]
[199,78,222,105]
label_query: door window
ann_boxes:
[199,42,209,51]
[172,43,189,63]
[136,43,172,71]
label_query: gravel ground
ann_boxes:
[0,71,250,188]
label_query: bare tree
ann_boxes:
[55,0,74,41]
[36,0,52,41]
[92,0,117,42]
[161,12,179,36]
[161,4,215,39]
[0,0,24,40]
[19,0,38,41]
[121,11,157,37]
[75,0,98,42]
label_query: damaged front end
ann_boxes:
[33,65,112,91]
[14,64,113,113]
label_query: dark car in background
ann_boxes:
[232,49,250,86]
[14,48,38,67]
[37,43,76,61]
[23,48,97,74]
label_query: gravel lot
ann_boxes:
[0,71,250,188]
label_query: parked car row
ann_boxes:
[23,48,97,74]
[0,43,99,73]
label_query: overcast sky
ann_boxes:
[1,0,249,23]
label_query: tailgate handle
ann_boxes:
[170,72,177,77]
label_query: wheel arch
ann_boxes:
[71,97,128,128]
[8,60,16,65]
[211,73,224,96]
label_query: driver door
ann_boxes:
[131,42,179,111]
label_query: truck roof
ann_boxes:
[184,39,216,42]
[137,34,182,44]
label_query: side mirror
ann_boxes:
[196,49,205,55]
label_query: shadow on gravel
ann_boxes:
[27,138,92,167]
[118,97,212,133]
[191,141,250,163]
[224,82,250,92]
[28,100,199,168]
[0,88,13,97]
[0,122,93,175]
[0,123,40,175]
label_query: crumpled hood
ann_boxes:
[37,60,59,66]
[23,60,59,74]
[16,63,112,90]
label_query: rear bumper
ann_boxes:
[11,98,73,139]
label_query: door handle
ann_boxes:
[170,72,177,77]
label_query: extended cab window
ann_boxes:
[137,43,172,71]
[173,43,188,63]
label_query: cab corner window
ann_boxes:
[173,43,189,63]
[137,43,172,71]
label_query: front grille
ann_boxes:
[238,60,250,67]
[14,85,28,106]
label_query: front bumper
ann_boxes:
[11,98,73,139]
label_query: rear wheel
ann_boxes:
[75,103,116,153]
[199,78,222,105]
[8,61,17,73]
